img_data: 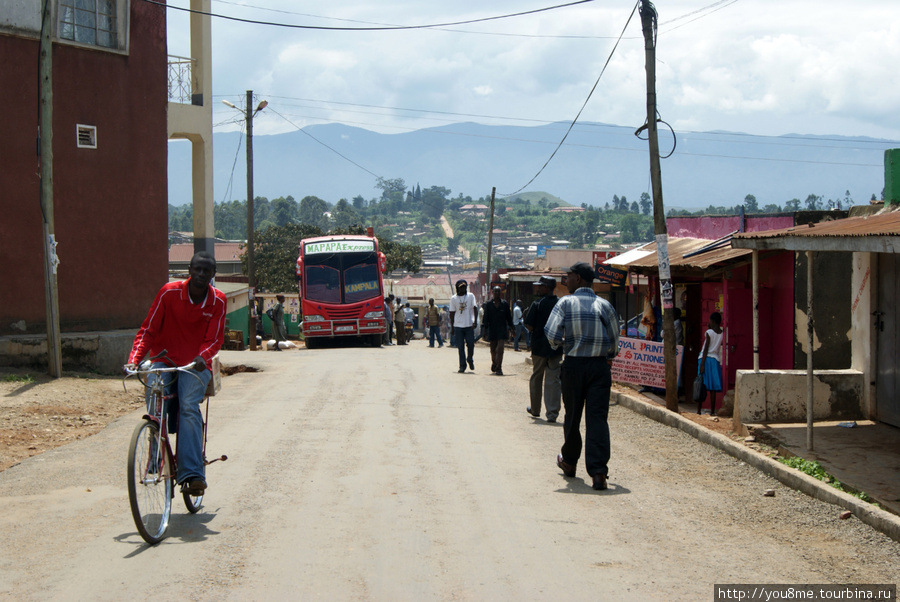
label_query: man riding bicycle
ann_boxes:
[124,251,226,496]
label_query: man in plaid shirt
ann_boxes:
[544,262,620,490]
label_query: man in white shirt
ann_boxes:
[449,279,478,373]
[512,299,530,351]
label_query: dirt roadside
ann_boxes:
[0,368,144,472]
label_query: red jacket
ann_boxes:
[129,279,226,370]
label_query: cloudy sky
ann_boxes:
[164,0,900,141]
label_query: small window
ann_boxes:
[59,0,118,49]
[77,124,97,149]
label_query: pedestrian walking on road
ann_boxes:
[440,306,451,346]
[426,298,444,348]
[512,299,530,351]
[394,299,407,345]
[383,297,394,345]
[449,280,477,373]
[481,286,514,375]
[545,262,620,491]
[525,276,563,422]
[270,294,288,351]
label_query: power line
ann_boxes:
[502,1,639,196]
[147,0,598,31]
[207,0,618,39]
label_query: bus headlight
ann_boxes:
[364,310,384,319]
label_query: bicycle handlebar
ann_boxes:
[122,351,205,390]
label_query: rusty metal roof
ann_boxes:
[623,237,752,273]
[731,208,900,252]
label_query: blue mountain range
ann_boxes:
[167,121,892,210]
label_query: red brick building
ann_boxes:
[1,0,168,335]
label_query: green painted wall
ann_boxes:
[226,308,248,344]
[885,149,900,205]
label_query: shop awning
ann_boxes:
[613,235,752,274]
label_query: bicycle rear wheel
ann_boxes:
[183,489,203,513]
[127,419,172,544]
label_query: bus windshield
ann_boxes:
[304,251,381,304]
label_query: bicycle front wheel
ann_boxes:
[127,419,172,544]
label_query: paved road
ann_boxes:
[1,344,897,601]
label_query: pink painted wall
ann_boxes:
[667,216,794,239]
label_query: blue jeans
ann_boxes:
[147,363,211,485]
[513,322,530,350]
[455,327,475,370]
[429,325,444,347]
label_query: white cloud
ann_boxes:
[171,0,900,140]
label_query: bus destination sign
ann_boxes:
[305,240,375,255]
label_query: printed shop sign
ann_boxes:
[305,240,375,254]
[612,337,683,389]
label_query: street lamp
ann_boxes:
[222,91,266,350]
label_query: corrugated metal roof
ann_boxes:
[623,237,752,272]
[733,209,900,240]
[605,245,652,266]
[731,208,900,252]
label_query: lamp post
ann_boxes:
[222,91,267,350]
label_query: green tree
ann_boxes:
[805,194,822,210]
[169,204,193,232]
[784,198,801,211]
[299,195,330,230]
[640,192,651,215]
[744,194,759,213]
[247,223,324,293]
[421,185,450,219]
[332,198,360,229]
[619,214,641,244]
[271,196,298,227]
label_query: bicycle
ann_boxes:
[123,351,226,544]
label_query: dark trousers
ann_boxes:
[489,339,505,372]
[559,356,612,478]
[456,327,475,370]
[394,320,406,345]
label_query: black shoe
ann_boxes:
[181,479,207,495]
[592,474,608,491]
[495,369,503,376]
[557,453,576,478]
[526,407,539,417]
[458,368,466,373]
[547,417,557,423]
[468,359,474,370]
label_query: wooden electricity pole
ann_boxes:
[246,90,257,350]
[484,187,496,295]
[40,0,62,377]
[640,0,678,411]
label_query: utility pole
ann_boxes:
[484,187,496,296]
[245,90,257,350]
[639,0,678,411]
[39,0,62,377]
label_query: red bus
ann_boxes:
[296,230,387,348]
